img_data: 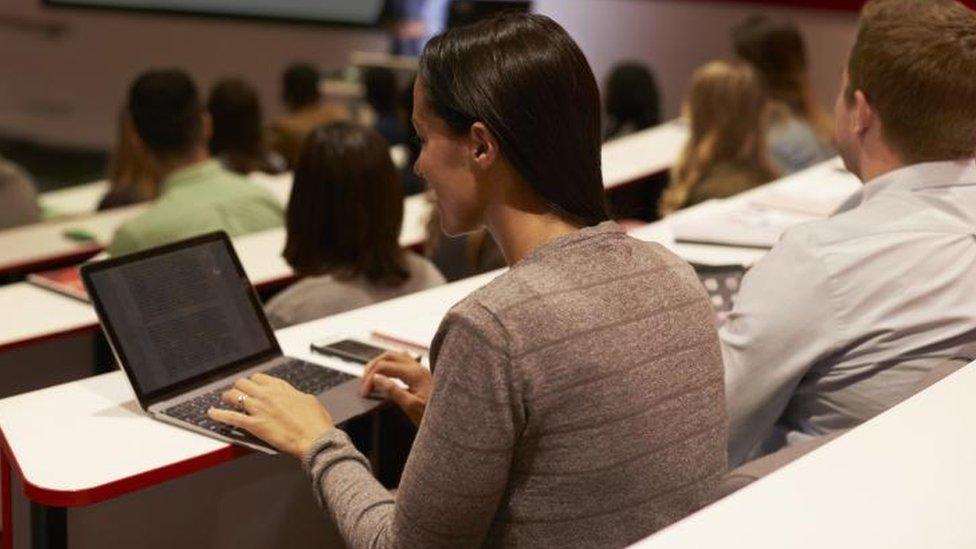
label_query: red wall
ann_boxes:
[699,0,975,11]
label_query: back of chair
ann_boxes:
[712,431,844,502]
[713,350,975,502]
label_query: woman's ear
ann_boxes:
[468,122,499,170]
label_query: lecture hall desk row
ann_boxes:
[5,198,968,548]
[3,119,688,281]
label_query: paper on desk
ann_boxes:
[751,176,860,218]
[370,312,445,353]
[669,199,821,249]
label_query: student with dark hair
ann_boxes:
[264,122,444,328]
[603,61,662,141]
[268,62,350,168]
[363,67,408,146]
[723,0,976,467]
[207,77,284,175]
[107,69,283,256]
[211,13,726,548]
[733,14,834,173]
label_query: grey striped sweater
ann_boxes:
[304,221,727,548]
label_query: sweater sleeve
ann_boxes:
[304,301,521,549]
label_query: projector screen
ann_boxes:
[43,0,387,26]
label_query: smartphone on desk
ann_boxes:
[310,338,390,364]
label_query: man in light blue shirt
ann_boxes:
[723,0,976,466]
[107,69,282,257]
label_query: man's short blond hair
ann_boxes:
[847,0,976,163]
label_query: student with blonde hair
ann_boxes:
[660,61,777,216]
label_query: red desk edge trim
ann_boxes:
[2,444,11,549]
[0,246,101,279]
[694,0,975,10]
[0,175,656,515]
[0,426,249,508]
[0,273,299,355]
[0,324,100,354]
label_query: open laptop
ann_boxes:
[81,231,377,454]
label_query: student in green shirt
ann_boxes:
[107,69,283,256]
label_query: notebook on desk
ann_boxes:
[669,199,821,249]
[81,232,377,454]
[27,265,89,302]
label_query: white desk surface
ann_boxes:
[0,270,500,503]
[5,157,855,353]
[602,120,688,189]
[631,360,976,549]
[36,118,687,226]
[662,157,861,249]
[38,117,688,222]
[39,180,109,218]
[737,156,859,214]
[0,203,147,275]
[0,283,96,348]
[3,170,299,275]
[0,189,431,352]
[18,116,685,278]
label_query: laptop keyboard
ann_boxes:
[162,359,355,441]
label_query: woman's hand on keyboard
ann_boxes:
[360,351,431,426]
[207,373,335,459]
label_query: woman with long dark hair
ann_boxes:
[211,14,726,548]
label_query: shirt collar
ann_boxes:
[161,159,222,194]
[860,159,976,204]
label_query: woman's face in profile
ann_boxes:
[411,80,486,236]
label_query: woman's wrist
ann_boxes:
[301,427,345,474]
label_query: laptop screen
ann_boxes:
[84,234,277,401]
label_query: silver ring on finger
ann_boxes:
[237,393,248,408]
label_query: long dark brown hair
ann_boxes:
[418,13,609,227]
[283,122,408,285]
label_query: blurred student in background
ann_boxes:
[98,108,158,211]
[268,62,350,168]
[363,67,408,147]
[107,69,282,256]
[398,78,425,195]
[207,77,285,175]
[659,61,777,216]
[733,14,835,174]
[603,61,662,142]
[264,122,444,328]
[0,154,41,230]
